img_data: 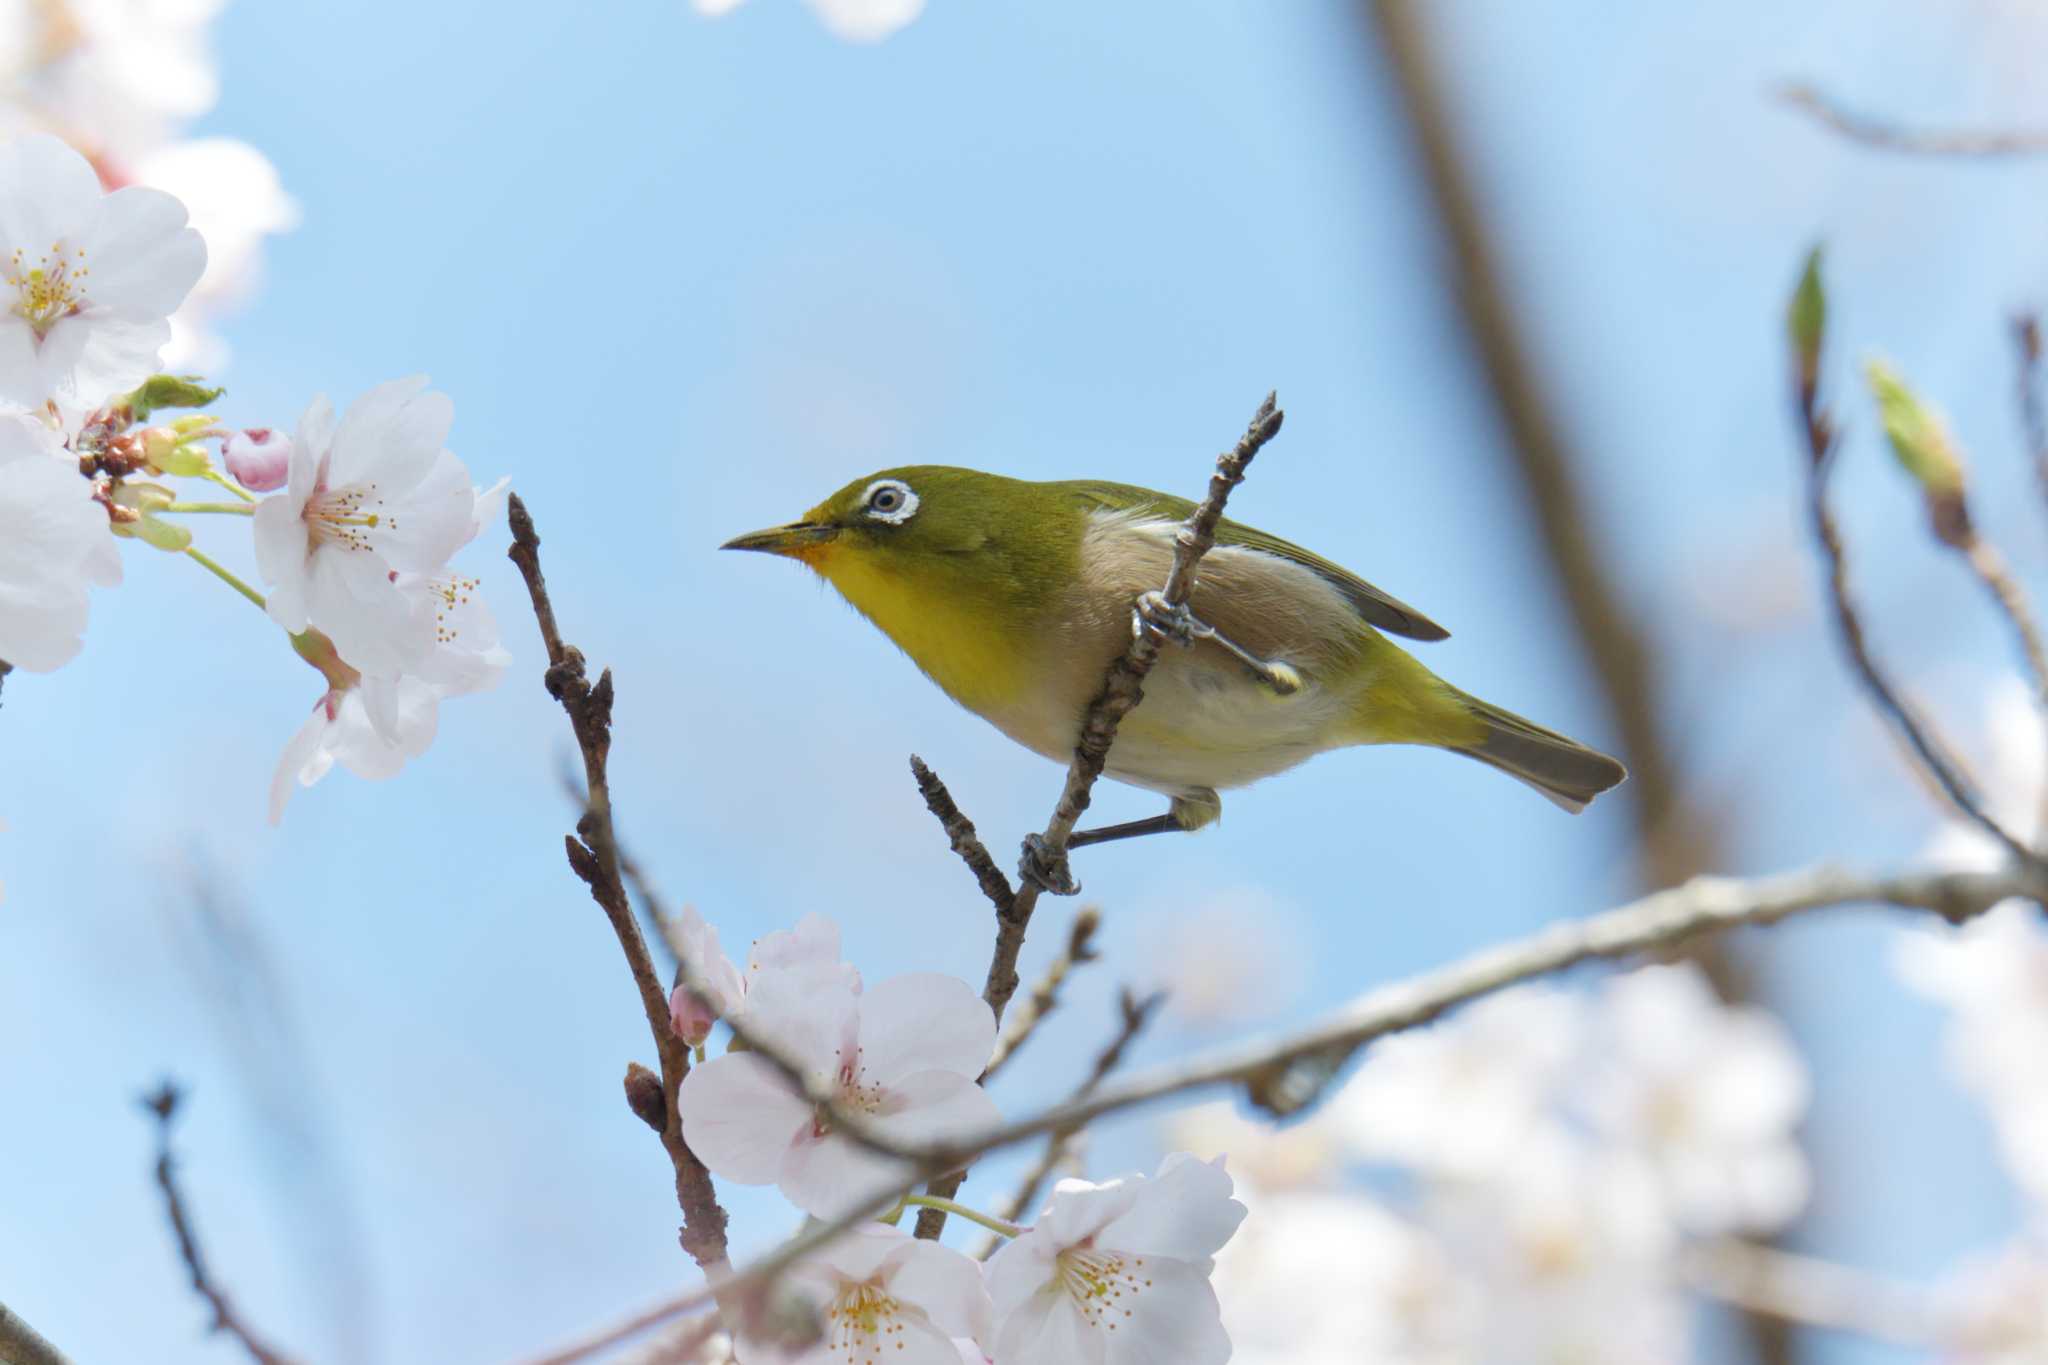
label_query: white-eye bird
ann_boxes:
[723,468,1626,855]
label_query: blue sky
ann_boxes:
[4,2,2045,1362]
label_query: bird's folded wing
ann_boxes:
[1065,481,1452,642]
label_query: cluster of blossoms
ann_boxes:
[1,0,297,367]
[667,907,1248,1364]
[1170,961,1812,1364]
[0,131,506,821]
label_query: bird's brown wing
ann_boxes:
[1064,481,1451,642]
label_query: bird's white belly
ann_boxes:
[980,645,1352,797]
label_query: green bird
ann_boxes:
[723,468,1626,857]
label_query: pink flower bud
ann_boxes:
[669,983,718,1048]
[223,427,291,492]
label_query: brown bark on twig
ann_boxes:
[507,495,730,1272]
[2015,316,2048,511]
[982,908,1102,1082]
[140,1083,301,1365]
[914,392,1283,1239]
[0,1300,74,1365]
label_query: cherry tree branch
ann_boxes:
[1778,82,2048,157]
[1684,1240,1948,1349]
[2016,316,2048,514]
[1789,278,2048,878]
[908,754,1016,920]
[0,1301,73,1365]
[914,390,1283,1239]
[507,495,730,1272]
[140,1083,301,1365]
[982,907,1102,1081]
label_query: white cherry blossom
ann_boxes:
[1576,962,1811,1233]
[269,680,437,825]
[0,410,118,671]
[0,132,204,409]
[1333,984,1584,1179]
[985,1153,1246,1365]
[678,970,996,1217]
[669,911,856,1047]
[251,377,477,677]
[738,1224,991,1365]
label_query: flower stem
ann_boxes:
[185,547,267,611]
[163,501,256,516]
[899,1195,1021,1240]
[201,470,257,503]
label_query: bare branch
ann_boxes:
[512,1298,724,1365]
[1959,534,2048,709]
[1789,289,2048,878]
[140,1083,301,1365]
[981,987,1165,1256]
[2017,315,2048,512]
[507,495,730,1272]
[0,1300,74,1365]
[908,755,1015,919]
[1684,1240,1948,1349]
[916,391,1283,1239]
[982,908,1102,1082]
[950,863,2028,1156]
[1779,82,2048,157]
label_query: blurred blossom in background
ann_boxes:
[5,1,2048,1363]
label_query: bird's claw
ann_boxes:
[1130,591,1302,696]
[1017,834,1081,896]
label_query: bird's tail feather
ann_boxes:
[1449,691,1628,814]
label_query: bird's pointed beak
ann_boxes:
[720,522,839,557]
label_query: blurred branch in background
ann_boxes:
[140,1083,302,1365]
[1361,0,1718,899]
[1777,82,2048,157]
[981,907,1102,1080]
[0,1300,73,1365]
[1686,1240,1947,1351]
[2015,316,2048,523]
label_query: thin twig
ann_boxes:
[1790,293,2048,877]
[1684,1240,1949,1348]
[908,755,1015,919]
[1779,82,2048,157]
[1960,534,2048,707]
[0,1300,73,1365]
[915,391,1283,1239]
[513,1301,724,1365]
[981,908,1102,1081]
[140,1083,300,1365]
[2017,316,2048,512]
[507,495,730,1273]
[979,988,1165,1257]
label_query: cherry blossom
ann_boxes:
[269,680,438,826]
[221,426,289,492]
[1332,984,1584,1179]
[251,377,477,677]
[0,132,205,409]
[1576,962,1811,1233]
[984,1153,1245,1365]
[668,911,855,1047]
[0,410,118,671]
[677,970,996,1217]
[737,1224,990,1365]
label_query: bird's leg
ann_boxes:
[1017,790,1220,896]
[1131,589,1303,695]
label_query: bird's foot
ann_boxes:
[1130,590,1303,696]
[1017,833,1081,896]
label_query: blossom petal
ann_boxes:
[989,1289,1103,1365]
[677,1053,809,1185]
[268,700,332,825]
[67,314,169,405]
[79,184,206,315]
[0,134,104,263]
[778,1126,908,1219]
[1098,1154,1244,1265]
[1104,1256,1232,1365]
[858,973,995,1086]
[888,1238,993,1343]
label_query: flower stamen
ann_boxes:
[1056,1244,1151,1331]
[6,241,89,339]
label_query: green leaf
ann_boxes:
[1788,246,1827,383]
[122,374,224,421]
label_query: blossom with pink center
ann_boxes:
[737,1224,991,1365]
[0,410,119,671]
[984,1153,1245,1365]
[251,377,477,677]
[0,132,205,410]
[669,912,859,1048]
[677,970,997,1217]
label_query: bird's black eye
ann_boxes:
[861,479,919,525]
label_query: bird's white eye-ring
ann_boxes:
[861,479,919,525]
